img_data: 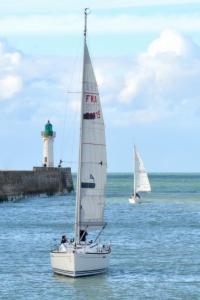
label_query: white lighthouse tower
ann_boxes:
[41,120,56,167]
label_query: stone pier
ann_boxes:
[0,167,73,201]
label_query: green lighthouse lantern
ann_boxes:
[44,120,53,137]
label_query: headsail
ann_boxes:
[75,10,107,241]
[134,146,151,193]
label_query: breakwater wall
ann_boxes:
[0,167,73,201]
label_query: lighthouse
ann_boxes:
[41,120,56,167]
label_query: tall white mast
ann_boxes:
[75,8,90,243]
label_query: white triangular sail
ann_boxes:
[134,146,151,193]
[75,40,107,239]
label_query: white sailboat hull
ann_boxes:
[50,248,110,277]
[129,196,137,204]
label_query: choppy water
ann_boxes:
[1,173,200,300]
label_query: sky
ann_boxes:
[0,0,200,172]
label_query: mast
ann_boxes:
[134,145,136,199]
[75,8,90,243]
[84,8,89,41]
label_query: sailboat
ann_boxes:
[50,9,111,277]
[129,145,151,204]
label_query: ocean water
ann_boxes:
[1,173,200,300]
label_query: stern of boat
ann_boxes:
[50,244,111,277]
[129,196,136,204]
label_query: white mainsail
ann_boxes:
[134,146,151,194]
[75,36,107,240]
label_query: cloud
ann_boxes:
[99,0,200,7]
[50,31,200,128]
[0,54,83,127]
[1,13,200,35]
[2,30,200,130]
[0,75,22,100]
[118,29,200,125]
[0,0,198,14]
[0,41,22,100]
[147,29,200,58]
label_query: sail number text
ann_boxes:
[85,94,97,103]
[83,111,101,120]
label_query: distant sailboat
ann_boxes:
[50,9,111,277]
[129,145,151,204]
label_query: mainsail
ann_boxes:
[134,146,151,193]
[75,34,107,240]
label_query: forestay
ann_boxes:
[76,41,107,232]
[135,147,151,193]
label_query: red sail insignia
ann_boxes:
[83,110,100,119]
[85,94,97,103]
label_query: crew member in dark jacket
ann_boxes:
[61,235,68,244]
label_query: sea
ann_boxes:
[1,173,200,300]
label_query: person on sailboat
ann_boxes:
[61,235,68,244]
[59,235,68,252]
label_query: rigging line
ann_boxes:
[59,36,82,167]
[93,223,107,243]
